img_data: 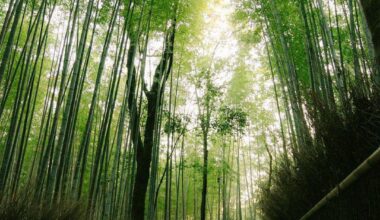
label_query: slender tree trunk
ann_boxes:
[0,0,15,46]
[200,130,208,220]
[263,136,273,189]
[222,139,228,220]
[0,0,24,84]
[236,136,242,220]
[200,70,212,220]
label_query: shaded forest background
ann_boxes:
[0,0,379,219]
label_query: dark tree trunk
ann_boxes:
[360,0,380,66]
[131,93,157,220]
[200,133,208,220]
[130,17,176,219]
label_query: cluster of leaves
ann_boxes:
[213,105,248,135]
[163,111,189,134]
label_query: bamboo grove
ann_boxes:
[0,0,380,219]
[235,0,380,219]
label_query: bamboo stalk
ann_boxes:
[300,147,380,220]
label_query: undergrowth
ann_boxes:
[260,90,380,219]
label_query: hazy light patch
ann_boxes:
[203,0,239,61]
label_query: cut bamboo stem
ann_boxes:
[300,147,380,220]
